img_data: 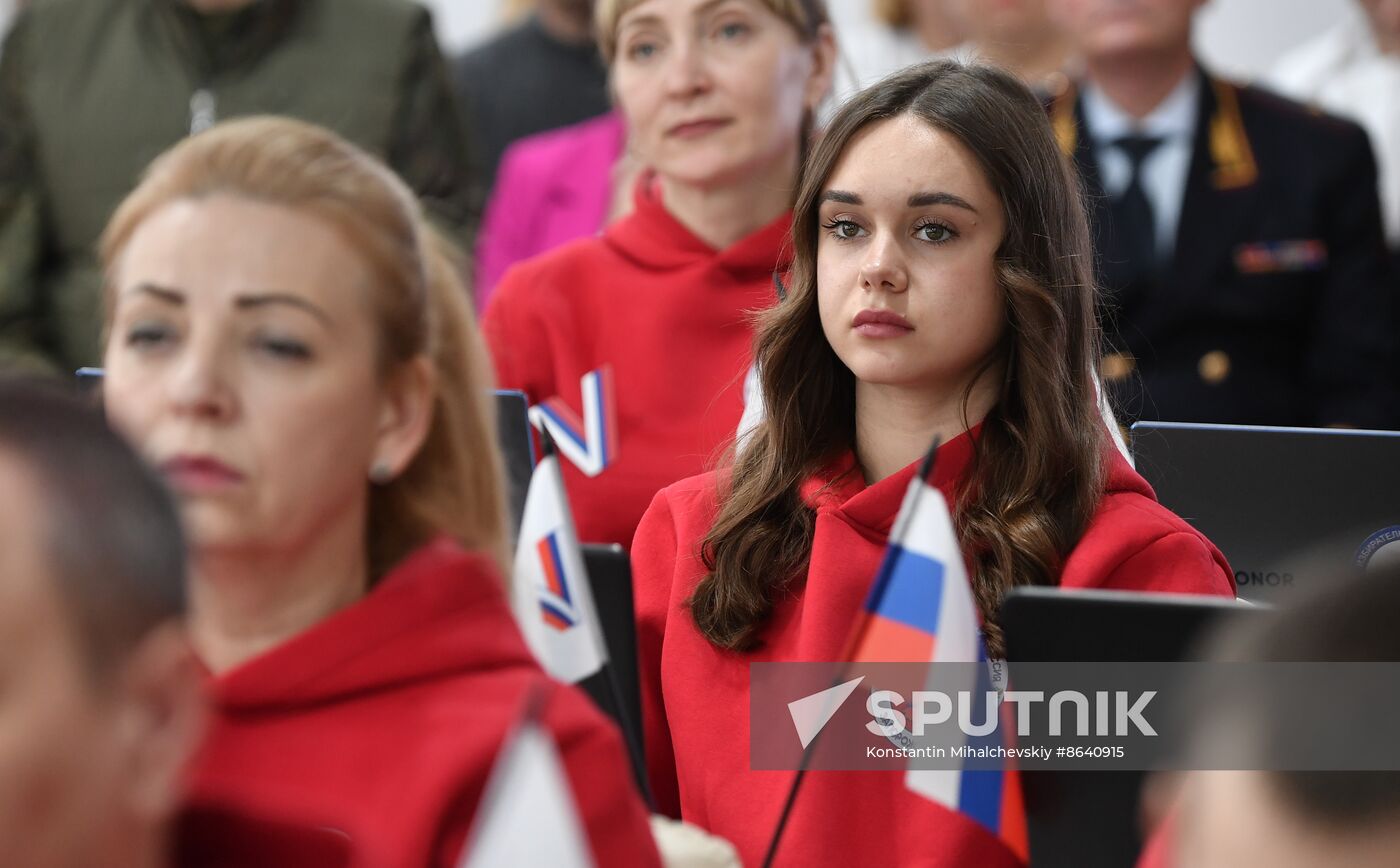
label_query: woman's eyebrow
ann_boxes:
[121,282,185,303]
[820,190,979,214]
[235,291,334,327]
[908,191,978,213]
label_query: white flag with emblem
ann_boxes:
[510,451,608,683]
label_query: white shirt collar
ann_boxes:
[1081,69,1201,145]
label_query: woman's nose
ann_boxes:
[168,337,236,421]
[662,38,713,100]
[859,234,909,295]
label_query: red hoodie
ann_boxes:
[186,540,660,868]
[483,175,790,548]
[631,432,1235,867]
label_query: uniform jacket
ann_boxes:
[187,539,660,868]
[483,175,789,548]
[631,430,1235,867]
[1051,69,1396,428]
[0,0,477,372]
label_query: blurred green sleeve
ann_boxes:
[0,11,52,373]
[388,8,483,250]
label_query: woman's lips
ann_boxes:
[667,118,732,139]
[852,309,915,338]
[160,455,245,493]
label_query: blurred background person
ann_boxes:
[467,0,637,306]
[1047,0,1396,429]
[484,0,837,549]
[0,0,475,375]
[454,0,611,197]
[945,0,1075,96]
[1266,0,1400,267]
[99,117,659,867]
[474,111,632,305]
[830,0,964,100]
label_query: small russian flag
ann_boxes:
[850,441,1028,862]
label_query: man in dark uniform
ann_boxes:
[1048,0,1396,428]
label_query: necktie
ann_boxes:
[1107,134,1164,287]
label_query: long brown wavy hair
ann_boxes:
[692,60,1107,657]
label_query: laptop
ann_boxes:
[579,543,647,798]
[1130,421,1400,603]
[1002,587,1264,868]
[493,390,536,540]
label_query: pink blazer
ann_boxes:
[474,111,626,307]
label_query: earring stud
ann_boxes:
[369,462,394,485]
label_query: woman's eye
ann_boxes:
[253,335,312,361]
[917,222,956,243]
[823,219,864,240]
[627,40,659,61]
[715,21,750,40]
[124,323,175,349]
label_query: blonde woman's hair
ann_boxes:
[595,0,829,63]
[100,116,509,578]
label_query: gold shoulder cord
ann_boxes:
[1050,85,1078,156]
[1208,79,1259,190]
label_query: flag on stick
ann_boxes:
[849,442,1028,861]
[510,437,608,684]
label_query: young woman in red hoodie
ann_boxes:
[631,60,1238,867]
[98,117,660,868]
[483,0,838,548]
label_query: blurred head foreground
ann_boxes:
[1176,566,1400,868]
[0,379,196,868]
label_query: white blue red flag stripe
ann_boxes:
[528,366,618,478]
[851,456,1028,860]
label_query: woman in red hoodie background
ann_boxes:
[631,60,1237,867]
[484,0,838,549]
[98,117,660,868]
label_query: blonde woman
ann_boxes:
[100,117,659,868]
[484,0,837,549]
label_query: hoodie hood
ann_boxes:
[799,427,979,539]
[207,539,533,711]
[1101,442,1155,498]
[603,171,792,277]
[799,425,1155,539]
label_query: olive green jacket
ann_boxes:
[0,0,479,372]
